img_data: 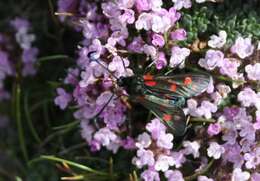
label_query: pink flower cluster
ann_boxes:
[55,0,260,180]
[0,17,38,101]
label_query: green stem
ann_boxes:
[184,159,214,181]
[190,117,216,123]
[24,93,42,143]
[37,55,69,64]
[16,84,28,163]
[40,155,109,176]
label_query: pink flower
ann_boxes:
[207,123,221,136]
[208,30,227,48]
[80,120,95,144]
[170,46,190,68]
[231,37,254,59]
[143,44,157,60]
[165,170,184,181]
[54,88,72,110]
[198,176,214,181]
[171,151,186,168]
[219,58,240,79]
[245,63,260,81]
[251,172,260,181]
[135,0,150,12]
[156,132,174,149]
[237,87,256,107]
[119,9,135,24]
[197,100,218,119]
[231,168,250,181]
[141,169,160,181]
[135,13,153,31]
[136,132,152,149]
[108,56,133,77]
[132,149,155,168]
[146,118,166,139]
[155,52,167,70]
[171,28,187,41]
[183,141,200,158]
[199,50,224,70]
[207,142,225,159]
[154,155,174,172]
[152,34,165,47]
[94,128,117,147]
[172,0,192,10]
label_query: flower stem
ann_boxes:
[190,117,216,123]
[184,159,215,181]
[15,84,28,163]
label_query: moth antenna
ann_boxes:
[87,51,119,80]
[144,60,156,74]
[93,93,115,119]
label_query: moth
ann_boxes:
[89,52,212,136]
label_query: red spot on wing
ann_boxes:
[163,114,172,122]
[170,83,177,92]
[143,74,154,81]
[145,81,157,87]
[184,77,192,85]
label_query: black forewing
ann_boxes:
[143,73,211,99]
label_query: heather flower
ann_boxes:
[171,28,187,41]
[136,132,152,149]
[127,36,144,53]
[207,142,225,159]
[245,63,260,81]
[151,12,172,33]
[208,30,227,48]
[80,120,95,144]
[155,52,167,70]
[169,46,190,68]
[196,100,218,119]
[10,17,30,30]
[135,0,150,12]
[198,50,224,70]
[14,25,36,50]
[146,118,166,139]
[231,37,254,59]
[198,176,214,181]
[0,50,13,77]
[93,128,120,153]
[165,170,184,181]
[183,141,200,158]
[152,34,165,47]
[244,148,260,169]
[141,169,160,181]
[251,173,260,181]
[154,154,174,172]
[64,68,79,85]
[172,0,192,10]
[156,132,174,149]
[231,168,250,181]
[237,87,256,107]
[135,13,153,31]
[108,56,133,78]
[216,84,231,98]
[171,151,186,168]
[132,149,155,168]
[54,88,72,110]
[207,123,221,136]
[119,9,135,24]
[122,136,136,150]
[219,58,241,79]
[143,44,157,60]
